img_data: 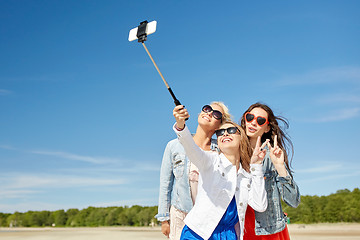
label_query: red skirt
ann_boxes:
[243,206,290,240]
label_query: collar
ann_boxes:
[219,153,235,169]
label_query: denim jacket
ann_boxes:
[254,150,301,235]
[155,137,218,222]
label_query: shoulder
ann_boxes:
[165,138,185,152]
[168,138,183,145]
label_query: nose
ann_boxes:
[250,120,257,126]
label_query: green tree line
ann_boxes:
[0,188,359,227]
[0,205,158,227]
[283,188,360,224]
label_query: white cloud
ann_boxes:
[0,202,69,213]
[1,144,130,165]
[1,144,159,172]
[298,170,360,184]
[305,107,360,123]
[277,66,360,86]
[0,145,17,150]
[93,197,158,208]
[0,173,126,199]
[30,150,120,164]
[0,89,12,95]
[297,163,342,173]
[0,189,40,200]
[317,94,360,105]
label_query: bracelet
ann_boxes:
[175,124,185,131]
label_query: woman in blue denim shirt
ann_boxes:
[155,102,232,240]
[240,103,301,240]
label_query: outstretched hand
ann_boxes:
[173,105,189,130]
[267,135,285,166]
[250,136,269,164]
[267,135,288,177]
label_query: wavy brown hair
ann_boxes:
[240,102,294,175]
[219,120,252,172]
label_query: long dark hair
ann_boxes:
[240,102,294,174]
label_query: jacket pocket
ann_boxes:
[173,154,186,179]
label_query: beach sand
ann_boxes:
[0,223,359,240]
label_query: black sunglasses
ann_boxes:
[215,127,239,137]
[245,112,269,126]
[202,105,223,120]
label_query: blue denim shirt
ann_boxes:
[254,150,301,235]
[155,138,218,222]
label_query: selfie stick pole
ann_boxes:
[141,43,181,106]
[137,21,182,106]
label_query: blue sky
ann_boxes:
[0,1,359,213]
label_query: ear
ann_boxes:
[264,124,271,133]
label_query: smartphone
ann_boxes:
[128,20,157,42]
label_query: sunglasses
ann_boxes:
[202,105,223,120]
[215,127,239,137]
[245,112,269,126]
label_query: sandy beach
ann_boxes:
[0,224,359,240]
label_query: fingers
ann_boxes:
[250,138,269,164]
[274,135,278,148]
[173,105,189,119]
[260,139,269,151]
[161,222,170,238]
[174,105,184,111]
[274,147,282,155]
[255,136,261,149]
[173,105,189,129]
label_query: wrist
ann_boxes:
[274,163,288,177]
[175,123,185,131]
[274,163,286,170]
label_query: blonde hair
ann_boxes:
[220,120,252,172]
[211,101,232,122]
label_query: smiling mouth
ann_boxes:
[202,116,210,121]
[222,137,232,143]
[248,127,256,133]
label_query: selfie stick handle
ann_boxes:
[141,42,182,106]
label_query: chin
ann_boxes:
[219,143,238,150]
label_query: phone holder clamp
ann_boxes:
[136,20,148,43]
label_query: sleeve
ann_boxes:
[276,167,301,208]
[155,141,174,221]
[248,164,268,212]
[173,124,215,172]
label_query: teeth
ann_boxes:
[248,128,256,133]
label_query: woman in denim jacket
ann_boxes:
[155,102,231,240]
[240,103,301,240]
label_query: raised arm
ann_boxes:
[267,135,300,207]
[173,105,215,172]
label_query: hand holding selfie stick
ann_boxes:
[128,20,183,107]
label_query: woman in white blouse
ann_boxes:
[172,105,268,240]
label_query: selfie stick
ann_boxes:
[133,21,182,106]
